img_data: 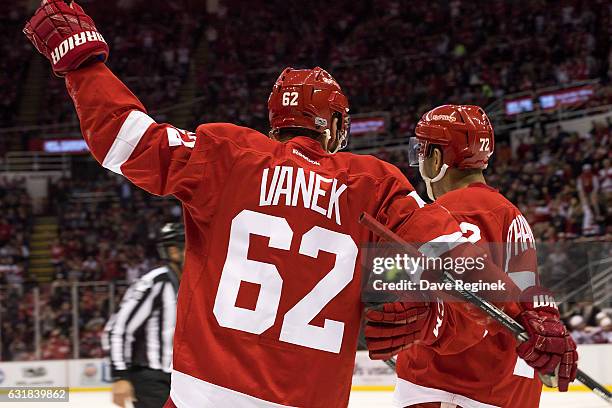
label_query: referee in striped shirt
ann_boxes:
[105,223,184,408]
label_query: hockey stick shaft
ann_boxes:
[358,337,396,370]
[359,212,612,404]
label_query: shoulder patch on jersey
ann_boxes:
[167,127,197,148]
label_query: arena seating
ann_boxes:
[0,177,31,287]
[0,5,31,129]
[189,0,611,134]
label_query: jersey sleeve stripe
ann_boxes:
[102,110,156,175]
[508,271,536,290]
[418,231,465,258]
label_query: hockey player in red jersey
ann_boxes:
[22,3,505,407]
[364,105,578,408]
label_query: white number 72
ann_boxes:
[479,138,490,151]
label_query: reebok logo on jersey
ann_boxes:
[292,149,320,166]
[51,31,107,65]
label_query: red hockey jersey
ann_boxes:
[395,183,541,408]
[64,63,464,407]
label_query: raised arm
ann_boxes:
[24,0,202,201]
[64,63,202,200]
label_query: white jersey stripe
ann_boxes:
[418,231,465,258]
[408,191,426,208]
[171,370,296,408]
[393,378,500,408]
[513,355,535,378]
[508,271,536,290]
[102,110,155,175]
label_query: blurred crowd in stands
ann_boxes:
[1,278,129,360]
[0,177,33,361]
[0,6,30,130]
[190,0,611,134]
[564,306,612,345]
[0,0,201,153]
[2,0,610,139]
[0,178,31,287]
[49,175,181,283]
[1,174,180,361]
[495,120,611,240]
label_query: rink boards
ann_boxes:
[0,346,610,393]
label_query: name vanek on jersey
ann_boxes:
[65,63,464,407]
[396,183,540,408]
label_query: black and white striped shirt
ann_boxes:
[104,266,179,379]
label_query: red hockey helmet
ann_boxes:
[409,105,494,169]
[268,67,350,153]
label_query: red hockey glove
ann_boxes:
[24,0,108,76]
[364,299,445,360]
[515,286,578,392]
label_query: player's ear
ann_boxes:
[331,116,339,143]
[432,147,443,173]
[324,116,339,153]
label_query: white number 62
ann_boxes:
[282,92,299,106]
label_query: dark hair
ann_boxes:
[427,144,442,159]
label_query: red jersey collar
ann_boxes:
[287,136,328,157]
[467,182,497,192]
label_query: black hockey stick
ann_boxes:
[359,212,612,404]
[357,337,396,370]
